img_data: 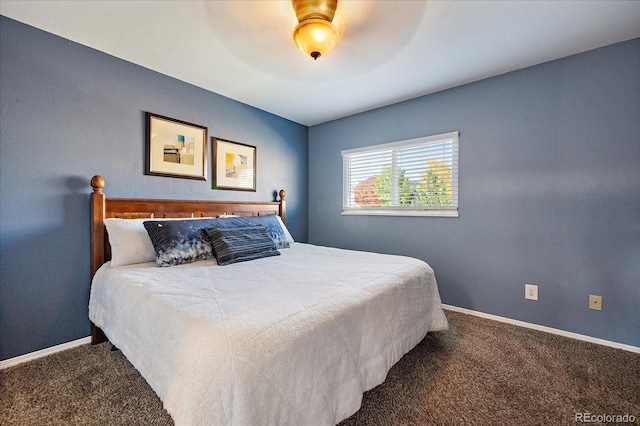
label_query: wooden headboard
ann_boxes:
[89,175,286,343]
[90,175,287,276]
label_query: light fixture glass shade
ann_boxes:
[293,18,340,60]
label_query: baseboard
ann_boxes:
[0,336,92,370]
[443,304,640,354]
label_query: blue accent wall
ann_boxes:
[0,17,309,361]
[309,39,640,347]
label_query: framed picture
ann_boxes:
[212,137,256,191]
[145,112,208,180]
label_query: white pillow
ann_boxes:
[104,218,158,267]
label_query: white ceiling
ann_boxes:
[2,1,639,126]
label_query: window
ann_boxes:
[342,131,458,217]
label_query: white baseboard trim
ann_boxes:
[443,304,640,354]
[0,336,92,370]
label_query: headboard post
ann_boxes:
[90,175,106,278]
[279,189,286,224]
[90,175,108,344]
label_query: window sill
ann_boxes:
[341,208,458,218]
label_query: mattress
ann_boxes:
[89,242,448,425]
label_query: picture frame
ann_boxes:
[212,137,257,191]
[145,112,208,180]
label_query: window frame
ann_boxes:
[341,131,459,218]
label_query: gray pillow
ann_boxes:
[206,226,280,266]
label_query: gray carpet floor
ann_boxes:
[1,310,638,425]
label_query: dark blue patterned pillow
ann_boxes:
[206,226,280,266]
[237,215,290,249]
[143,217,250,267]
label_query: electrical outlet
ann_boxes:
[525,284,538,301]
[589,295,602,311]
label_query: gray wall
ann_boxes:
[0,17,309,361]
[308,39,640,347]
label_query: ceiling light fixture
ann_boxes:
[292,0,340,60]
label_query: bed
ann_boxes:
[87,175,449,425]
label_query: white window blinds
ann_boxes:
[342,131,459,217]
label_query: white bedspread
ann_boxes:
[89,243,448,426]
